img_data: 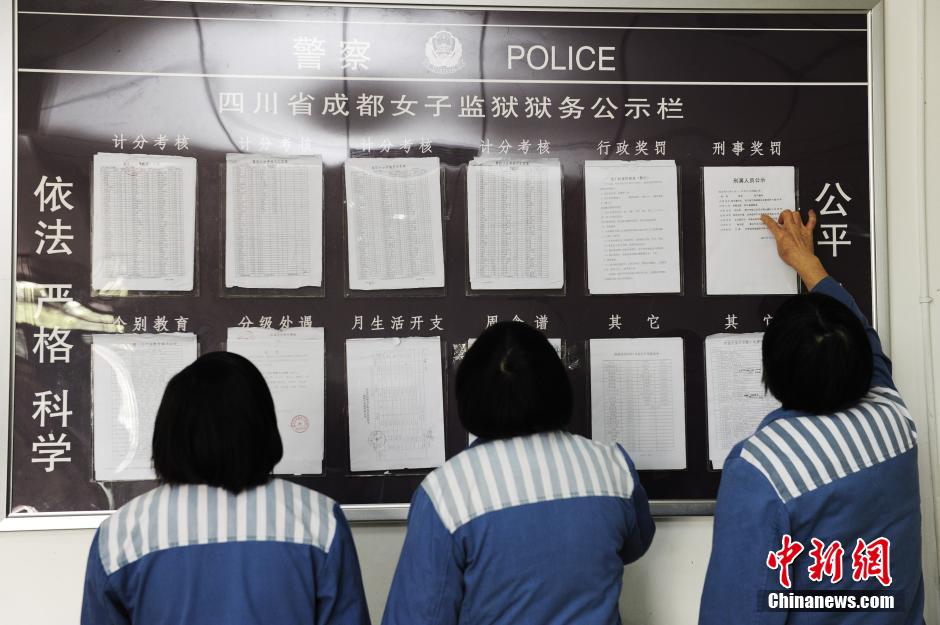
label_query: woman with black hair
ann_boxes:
[382,322,655,625]
[81,351,370,625]
[699,210,923,625]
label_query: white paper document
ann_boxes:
[225,154,323,289]
[92,153,197,291]
[589,337,686,470]
[226,327,325,475]
[92,333,198,481]
[703,166,799,295]
[705,333,781,469]
[468,159,565,290]
[345,158,445,290]
[346,337,445,471]
[585,160,681,294]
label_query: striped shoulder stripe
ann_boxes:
[741,392,917,503]
[422,432,635,533]
[98,480,337,575]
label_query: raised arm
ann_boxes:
[761,210,894,389]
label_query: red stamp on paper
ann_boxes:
[291,415,309,433]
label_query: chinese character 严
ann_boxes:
[33,176,74,213]
[767,534,805,589]
[35,283,72,320]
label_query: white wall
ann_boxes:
[1,1,938,623]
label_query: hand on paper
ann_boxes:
[760,209,828,290]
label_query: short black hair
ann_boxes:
[152,351,283,492]
[457,321,572,439]
[763,293,873,415]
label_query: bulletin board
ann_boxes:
[5,0,884,524]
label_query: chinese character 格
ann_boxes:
[767,534,805,589]
[32,327,71,364]
[33,176,74,213]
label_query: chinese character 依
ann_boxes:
[766,534,805,589]
[31,389,71,428]
[33,176,74,213]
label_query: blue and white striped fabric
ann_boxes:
[98,479,336,574]
[82,479,370,625]
[740,386,917,503]
[422,431,635,532]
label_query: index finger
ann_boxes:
[761,214,783,239]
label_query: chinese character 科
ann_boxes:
[288,93,316,116]
[647,314,660,330]
[175,135,190,151]
[712,141,726,156]
[322,93,350,117]
[154,134,168,150]
[259,316,273,329]
[608,314,622,331]
[293,36,326,70]
[750,140,764,156]
[557,96,584,120]
[808,538,844,583]
[35,283,72,320]
[767,534,805,589]
[370,315,384,331]
[724,314,738,330]
[656,97,683,119]
[175,316,189,332]
[763,313,774,327]
[596,140,611,156]
[357,93,384,117]
[31,432,71,473]
[34,219,73,255]
[410,315,424,331]
[32,327,71,364]
[238,315,254,328]
[534,314,548,330]
[300,315,312,328]
[31,389,71,428]
[497,139,512,155]
[524,96,552,119]
[815,182,852,216]
[133,316,147,332]
[153,315,169,333]
[392,95,417,117]
[591,97,618,119]
[536,139,550,155]
[517,139,531,154]
[33,176,74,213]
[340,39,371,70]
[851,537,892,587]
[491,96,519,119]
[279,315,293,330]
[390,315,404,331]
[624,98,651,120]
[819,224,852,257]
[459,95,485,118]
[732,141,745,157]
[430,315,444,331]
[486,315,498,328]
[132,134,148,150]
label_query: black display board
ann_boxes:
[9,1,875,515]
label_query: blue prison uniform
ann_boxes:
[81,478,370,625]
[700,277,923,625]
[382,430,655,625]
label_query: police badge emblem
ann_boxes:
[424,30,464,74]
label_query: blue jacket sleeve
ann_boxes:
[315,504,371,625]
[699,450,790,625]
[616,445,655,564]
[811,275,894,390]
[382,487,463,625]
[80,530,130,625]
